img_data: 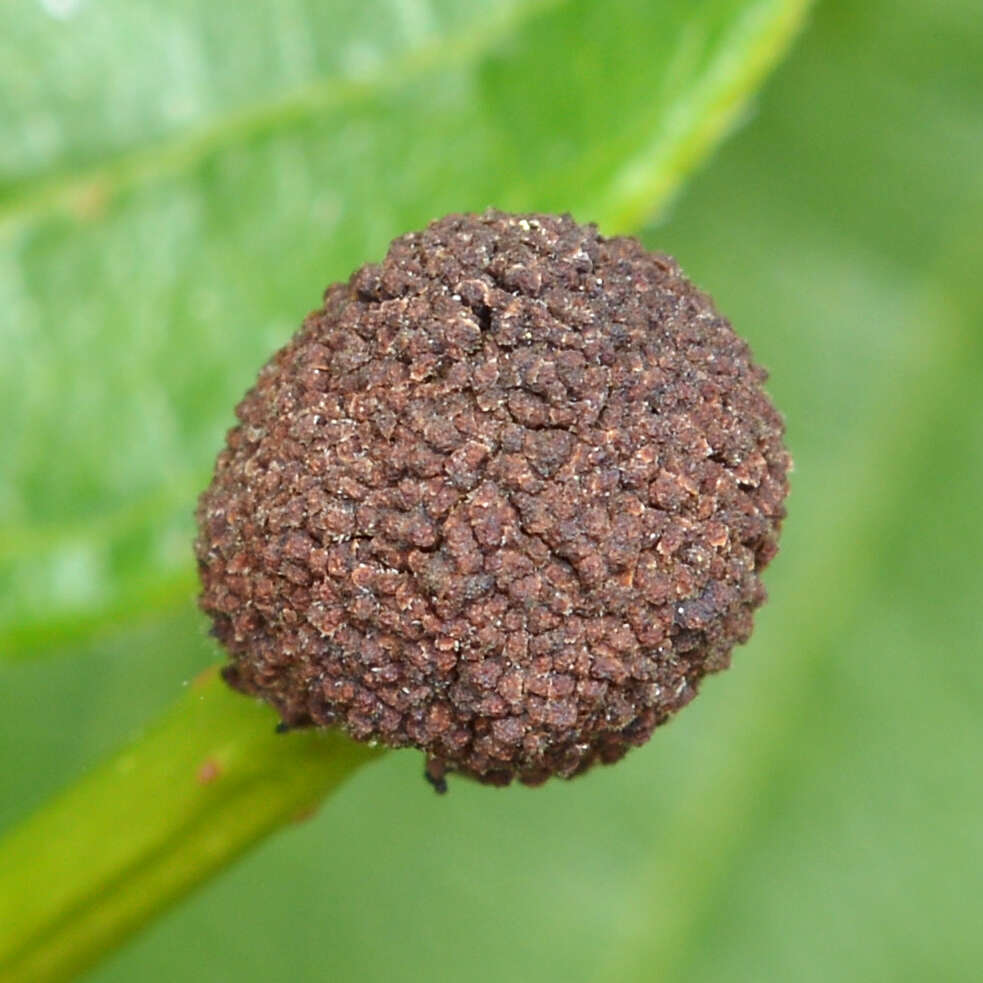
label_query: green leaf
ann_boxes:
[0,0,811,658]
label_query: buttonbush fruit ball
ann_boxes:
[195,210,790,787]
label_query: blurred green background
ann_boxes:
[2,0,981,981]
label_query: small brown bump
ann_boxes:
[291,804,320,824]
[196,758,222,786]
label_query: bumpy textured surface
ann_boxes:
[196,210,790,787]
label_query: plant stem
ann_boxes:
[0,667,382,983]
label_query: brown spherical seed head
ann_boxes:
[195,209,790,787]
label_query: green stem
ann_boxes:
[0,667,383,983]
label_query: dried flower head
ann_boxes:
[196,210,790,787]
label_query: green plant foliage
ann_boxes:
[2,0,981,981]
